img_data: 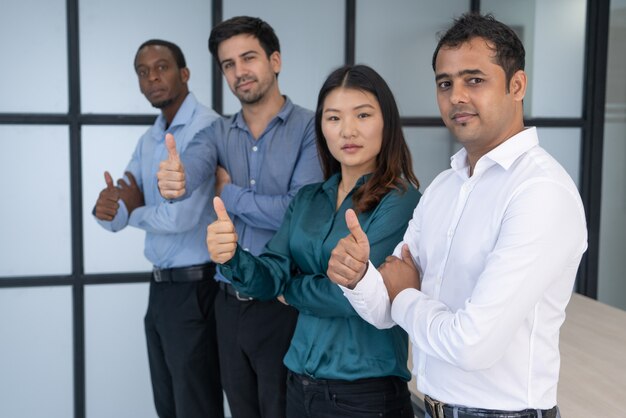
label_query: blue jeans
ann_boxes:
[286,370,414,418]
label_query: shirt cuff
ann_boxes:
[220,183,242,216]
[390,287,424,332]
[339,260,395,329]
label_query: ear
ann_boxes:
[509,69,527,102]
[180,67,190,83]
[269,51,282,76]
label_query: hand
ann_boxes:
[207,196,238,264]
[277,295,289,305]
[215,165,231,197]
[117,171,145,215]
[327,209,370,289]
[94,171,120,221]
[157,133,186,199]
[380,244,421,303]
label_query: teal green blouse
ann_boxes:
[220,173,421,381]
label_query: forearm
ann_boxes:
[284,274,361,318]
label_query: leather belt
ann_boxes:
[219,282,254,301]
[424,395,558,418]
[152,263,215,283]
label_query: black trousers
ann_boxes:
[215,287,298,418]
[286,371,414,418]
[144,274,223,418]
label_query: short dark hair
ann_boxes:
[208,16,280,61]
[135,39,187,69]
[315,65,419,213]
[432,13,525,90]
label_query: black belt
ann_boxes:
[424,395,558,418]
[219,282,255,301]
[152,263,215,283]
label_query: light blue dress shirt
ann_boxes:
[96,93,219,269]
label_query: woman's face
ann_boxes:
[321,87,383,176]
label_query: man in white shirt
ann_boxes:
[327,13,587,418]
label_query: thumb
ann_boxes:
[401,244,415,267]
[213,196,231,222]
[104,171,114,189]
[165,133,179,162]
[345,209,368,245]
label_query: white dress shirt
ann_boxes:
[341,127,587,410]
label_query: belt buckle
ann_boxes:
[153,269,162,282]
[235,290,254,302]
[425,396,445,418]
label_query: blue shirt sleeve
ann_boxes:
[220,118,323,231]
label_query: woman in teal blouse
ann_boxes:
[208,65,421,417]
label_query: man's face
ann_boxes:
[217,34,281,105]
[434,37,525,155]
[135,45,189,109]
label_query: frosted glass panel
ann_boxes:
[404,127,457,191]
[0,0,67,113]
[599,121,626,311]
[80,0,213,114]
[0,287,72,418]
[82,126,153,274]
[483,0,586,118]
[85,283,156,418]
[223,0,344,113]
[536,128,581,188]
[598,2,626,311]
[0,126,71,277]
[356,0,468,117]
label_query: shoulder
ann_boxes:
[383,183,422,207]
[192,102,220,128]
[284,102,315,129]
[294,181,326,200]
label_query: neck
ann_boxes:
[340,166,372,193]
[161,91,188,127]
[466,120,525,176]
[241,88,285,138]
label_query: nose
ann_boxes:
[234,61,248,79]
[340,117,357,139]
[147,68,160,82]
[450,84,469,104]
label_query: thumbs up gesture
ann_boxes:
[157,133,186,199]
[94,171,120,221]
[327,209,370,289]
[207,197,239,264]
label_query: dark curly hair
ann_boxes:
[432,13,525,92]
[315,65,419,213]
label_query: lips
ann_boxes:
[148,88,167,98]
[341,144,362,153]
[451,111,477,124]
[236,78,256,90]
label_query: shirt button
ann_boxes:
[243,248,249,251]
[250,179,256,185]
[252,146,258,152]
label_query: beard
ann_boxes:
[233,75,274,105]
[151,98,174,109]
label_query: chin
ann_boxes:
[152,98,173,109]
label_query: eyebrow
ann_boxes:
[219,50,258,66]
[324,103,376,113]
[435,68,486,81]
